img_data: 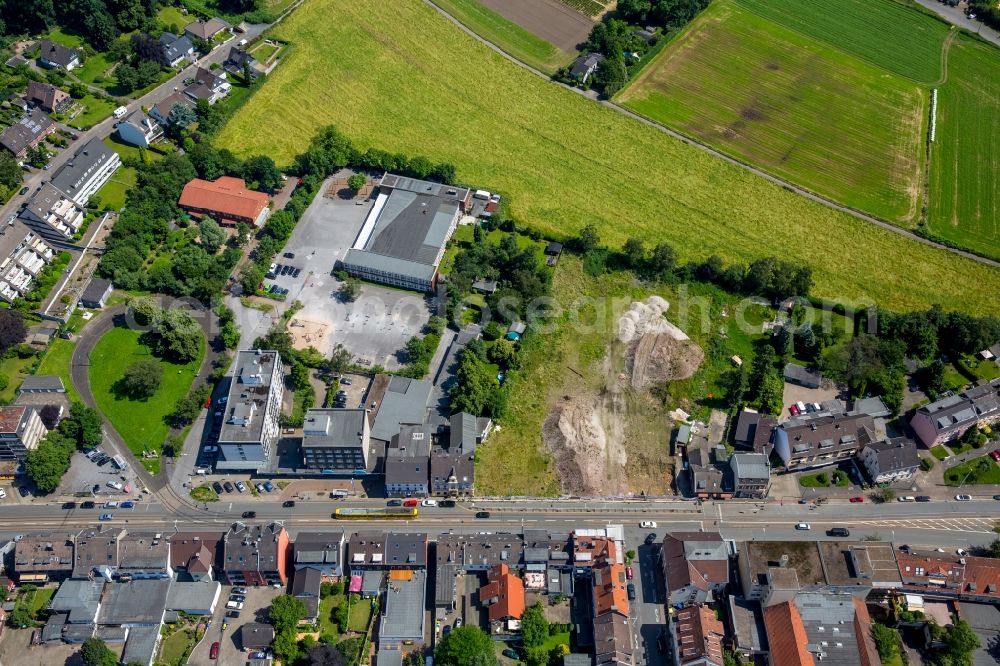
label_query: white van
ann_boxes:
[113,106,128,120]
[897,496,916,502]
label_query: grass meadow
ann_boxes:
[430,0,574,72]
[927,35,1000,258]
[88,325,203,462]
[732,0,950,84]
[216,0,1000,315]
[618,0,927,225]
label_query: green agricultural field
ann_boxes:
[926,35,1000,258]
[732,0,950,84]
[431,0,573,72]
[618,1,927,224]
[216,0,1000,316]
[88,325,203,462]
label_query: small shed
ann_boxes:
[506,321,526,341]
[79,277,114,309]
[472,278,498,295]
[783,363,822,389]
[545,242,563,256]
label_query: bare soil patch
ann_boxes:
[478,0,595,52]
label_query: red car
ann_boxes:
[403,499,418,507]
[849,496,864,503]
[789,404,799,416]
[210,642,220,660]
[625,566,634,580]
[991,451,1000,462]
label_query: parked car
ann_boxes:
[897,496,915,502]
[81,501,96,509]
[421,499,437,507]
[993,495,1000,500]
[789,404,799,416]
[62,501,77,509]
[210,641,220,660]
[225,600,244,610]
[916,496,932,502]
[284,252,295,259]
[263,481,274,492]
[955,494,972,501]
[625,566,634,580]
[639,521,657,528]
[19,187,28,195]
[255,483,265,493]
[232,587,247,595]
[341,378,352,385]
[292,268,301,278]
[440,500,456,508]
[957,548,968,556]
[120,501,134,509]
[503,649,520,660]
[0,488,5,499]
[848,496,864,503]
[229,595,245,603]
[795,523,811,530]
[283,500,296,507]
[213,481,224,494]
[626,583,636,600]
[223,482,235,493]
[99,513,113,521]
[475,511,491,519]
[226,609,240,619]
[454,618,463,628]
[18,486,29,497]
[403,499,418,507]
[645,533,657,544]
[104,480,122,490]
[827,528,850,537]
[387,499,403,507]
[242,511,257,518]
[104,501,119,508]
[991,451,1000,462]
[235,481,247,493]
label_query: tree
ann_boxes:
[0,310,27,355]
[347,173,366,193]
[339,277,361,302]
[308,644,347,666]
[239,263,265,294]
[198,217,225,254]
[521,602,549,666]
[575,224,601,253]
[25,431,75,493]
[647,242,676,280]
[269,594,306,633]
[435,626,497,666]
[871,624,899,662]
[487,339,517,368]
[0,152,23,192]
[622,237,645,269]
[221,321,241,349]
[26,144,48,169]
[128,296,160,327]
[152,309,202,363]
[328,344,352,373]
[8,602,32,628]
[81,638,118,666]
[167,102,197,134]
[121,359,162,399]
[337,637,365,666]
[59,402,104,449]
[243,155,284,193]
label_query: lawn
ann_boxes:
[36,338,81,402]
[318,594,345,637]
[158,5,189,30]
[43,27,85,49]
[926,35,1000,260]
[930,445,949,461]
[618,0,927,225]
[104,135,164,165]
[732,0,950,84]
[27,587,55,616]
[215,0,1000,316]
[88,325,204,462]
[430,0,574,73]
[799,470,849,488]
[347,596,374,632]
[249,41,280,63]
[0,354,38,404]
[74,51,115,87]
[94,166,136,211]
[159,627,197,665]
[267,0,301,15]
[944,455,1000,486]
[67,93,116,130]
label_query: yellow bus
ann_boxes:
[332,507,419,520]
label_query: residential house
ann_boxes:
[50,578,105,625]
[0,234,56,304]
[73,526,122,578]
[169,532,221,582]
[857,437,919,484]
[221,522,289,586]
[165,581,221,615]
[293,531,345,578]
[79,277,114,309]
[0,405,48,460]
[661,532,730,607]
[18,375,65,395]
[116,110,162,148]
[301,409,371,472]
[687,445,730,499]
[733,410,775,452]
[25,81,70,113]
[347,532,386,571]
[765,594,880,666]
[479,563,525,626]
[783,363,822,389]
[178,176,270,227]
[183,66,231,105]
[909,379,1000,447]
[225,46,260,78]
[570,53,604,84]
[216,350,283,472]
[896,550,1000,604]
[159,32,195,67]
[430,412,477,497]
[772,413,877,469]
[384,424,432,497]
[291,566,322,623]
[19,183,86,240]
[384,533,428,570]
[37,40,80,70]
[50,137,121,205]
[762,602,813,666]
[149,92,195,126]
[241,623,275,652]
[435,533,525,609]
[0,108,56,160]
[378,569,426,648]
[118,532,171,579]
[673,605,725,666]
[184,18,231,42]
[730,453,770,499]
[14,533,75,582]
[593,611,633,666]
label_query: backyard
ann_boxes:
[0,353,36,404]
[94,166,136,211]
[88,325,204,471]
[943,455,1000,486]
[36,338,81,402]
[65,92,116,131]
[215,0,1000,316]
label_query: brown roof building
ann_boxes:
[178,176,270,227]
[661,532,730,607]
[73,526,122,577]
[14,533,75,581]
[0,108,56,160]
[896,550,1000,603]
[675,605,725,666]
[594,611,633,666]
[763,602,813,666]
[25,81,70,113]
[170,532,222,581]
[479,563,525,624]
[222,522,288,586]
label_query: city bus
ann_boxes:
[332,507,419,520]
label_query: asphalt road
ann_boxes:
[912,0,1000,47]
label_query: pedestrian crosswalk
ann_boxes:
[856,517,997,533]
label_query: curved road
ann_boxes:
[423,0,1000,271]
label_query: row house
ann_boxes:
[909,379,1000,447]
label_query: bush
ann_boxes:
[920,457,934,472]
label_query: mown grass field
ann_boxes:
[431,0,573,72]
[216,0,1000,315]
[89,326,203,461]
[618,0,927,225]
[927,35,1000,258]
[732,0,950,84]
[36,338,81,402]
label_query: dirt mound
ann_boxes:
[619,297,703,389]
[543,393,627,496]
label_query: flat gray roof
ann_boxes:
[379,569,426,643]
[303,408,367,449]
[18,375,65,392]
[371,376,432,442]
[98,579,170,625]
[166,581,220,613]
[219,350,280,445]
[51,137,117,200]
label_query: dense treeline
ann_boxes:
[967,0,1000,31]
[0,0,158,50]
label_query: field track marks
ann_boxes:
[934,27,958,87]
[422,0,1000,270]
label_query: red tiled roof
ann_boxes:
[897,550,1000,599]
[178,176,269,222]
[592,540,629,617]
[479,563,525,622]
[853,597,880,666]
[0,405,26,434]
[763,602,814,666]
[675,605,725,666]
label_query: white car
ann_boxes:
[107,480,124,491]
[954,494,972,501]
[639,521,657,529]
[957,548,968,557]
[0,488,6,499]
[794,523,811,530]
[421,499,437,507]
[226,600,244,610]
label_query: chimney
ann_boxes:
[779,554,789,568]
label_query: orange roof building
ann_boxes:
[675,605,725,666]
[178,176,271,227]
[479,563,525,623]
[763,602,814,666]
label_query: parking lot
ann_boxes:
[187,584,281,666]
[269,174,432,369]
